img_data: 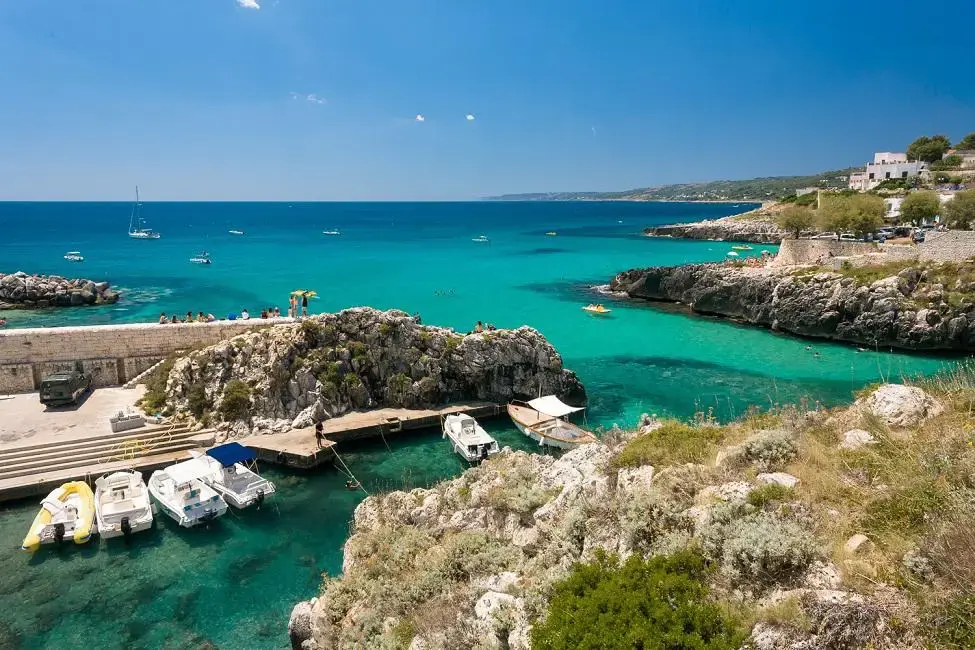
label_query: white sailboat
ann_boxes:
[128,186,160,239]
[193,443,276,509]
[148,459,228,527]
[94,470,154,539]
[442,413,500,463]
[507,396,600,449]
[63,251,84,262]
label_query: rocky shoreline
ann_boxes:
[610,261,975,351]
[0,271,120,309]
[645,214,787,244]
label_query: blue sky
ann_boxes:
[1,0,973,200]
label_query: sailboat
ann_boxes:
[128,186,160,239]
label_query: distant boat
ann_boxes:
[727,251,739,257]
[128,186,161,239]
[617,219,623,224]
[322,229,341,236]
[582,304,611,315]
[472,235,490,243]
[731,245,753,251]
[189,251,212,265]
[63,251,84,262]
[546,231,557,236]
[229,229,244,235]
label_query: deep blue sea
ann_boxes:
[0,201,958,649]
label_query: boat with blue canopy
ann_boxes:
[195,442,276,509]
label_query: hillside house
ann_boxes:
[849,152,927,191]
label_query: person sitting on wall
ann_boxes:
[206,313,216,322]
[158,312,168,324]
[185,311,194,323]
[241,308,250,320]
[197,311,207,323]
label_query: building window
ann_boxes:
[902,171,908,178]
[885,172,891,179]
[869,173,875,180]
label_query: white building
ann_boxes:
[848,152,927,191]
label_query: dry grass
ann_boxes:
[612,420,726,469]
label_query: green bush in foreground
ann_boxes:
[612,421,724,469]
[531,550,743,650]
[218,379,252,420]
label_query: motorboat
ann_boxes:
[442,413,500,463]
[94,470,154,539]
[731,245,753,251]
[507,396,600,449]
[582,304,612,315]
[128,186,161,239]
[726,251,739,257]
[148,459,228,527]
[189,251,212,265]
[21,481,96,551]
[546,231,557,236]
[229,229,244,235]
[63,251,84,262]
[194,443,276,509]
[472,235,490,243]
[322,229,341,236]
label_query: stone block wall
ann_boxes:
[918,231,975,262]
[0,318,292,393]
[773,239,884,267]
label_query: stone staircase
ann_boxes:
[0,423,215,501]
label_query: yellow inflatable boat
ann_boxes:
[21,481,96,551]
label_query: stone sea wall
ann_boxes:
[0,319,287,393]
[0,271,119,309]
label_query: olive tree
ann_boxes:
[847,194,885,236]
[907,135,952,163]
[945,191,975,230]
[776,205,815,239]
[900,191,941,226]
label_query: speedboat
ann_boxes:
[322,229,341,236]
[63,251,84,262]
[148,459,228,527]
[582,304,612,315]
[189,251,212,265]
[731,245,753,251]
[193,443,276,509]
[21,481,96,551]
[472,235,490,243]
[229,229,244,235]
[442,413,500,463]
[507,396,599,449]
[546,231,557,236]
[94,470,154,539]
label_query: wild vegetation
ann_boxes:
[944,190,975,230]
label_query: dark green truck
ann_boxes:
[39,370,92,406]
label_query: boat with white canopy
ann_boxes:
[63,251,84,262]
[506,396,600,449]
[442,413,500,463]
[94,470,154,539]
[193,442,276,509]
[148,458,228,527]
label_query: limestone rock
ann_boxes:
[288,599,316,650]
[757,472,800,489]
[615,465,655,500]
[844,534,872,555]
[697,481,753,504]
[0,271,119,309]
[856,384,943,427]
[840,428,877,450]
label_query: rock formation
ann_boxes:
[645,215,787,244]
[610,261,975,351]
[0,271,119,309]
[161,307,585,434]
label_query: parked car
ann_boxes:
[39,369,91,406]
[912,229,926,243]
[810,233,838,240]
[839,233,858,242]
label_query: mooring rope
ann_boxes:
[329,445,369,496]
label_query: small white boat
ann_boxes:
[194,443,276,509]
[189,251,212,265]
[64,251,84,262]
[507,396,599,449]
[322,229,341,236]
[229,229,244,235]
[546,231,557,236]
[94,470,154,539]
[128,186,161,239]
[442,413,500,463]
[472,235,490,243]
[726,251,739,257]
[148,459,228,527]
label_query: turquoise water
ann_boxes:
[0,201,959,648]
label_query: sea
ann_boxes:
[0,201,958,649]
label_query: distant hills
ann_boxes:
[485,168,857,202]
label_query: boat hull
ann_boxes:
[22,482,96,551]
[148,472,228,528]
[506,404,599,449]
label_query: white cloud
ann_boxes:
[306,94,326,105]
[466,114,475,121]
[289,92,300,100]
[415,114,425,122]
[237,0,261,9]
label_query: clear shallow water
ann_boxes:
[0,201,960,648]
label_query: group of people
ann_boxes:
[159,311,215,324]
[288,293,310,318]
[472,320,497,333]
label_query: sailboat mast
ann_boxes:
[128,186,138,233]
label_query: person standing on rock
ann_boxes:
[301,293,309,317]
[315,421,325,449]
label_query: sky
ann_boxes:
[0,0,973,201]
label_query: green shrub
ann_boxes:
[218,379,252,420]
[612,421,724,469]
[923,595,975,649]
[747,483,794,509]
[862,479,951,538]
[186,382,209,418]
[138,356,178,412]
[530,550,743,650]
[378,323,393,337]
[349,341,368,360]
[740,430,799,472]
[702,511,816,587]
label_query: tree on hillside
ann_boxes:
[907,135,952,163]
[956,132,975,150]
[776,205,816,239]
[817,195,853,234]
[900,191,942,226]
[848,194,885,236]
[944,191,975,230]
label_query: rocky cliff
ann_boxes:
[0,271,120,309]
[611,262,975,351]
[645,215,787,244]
[160,307,585,434]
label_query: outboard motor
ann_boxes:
[121,516,132,538]
[53,523,65,545]
[256,489,265,508]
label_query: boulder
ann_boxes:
[757,472,800,489]
[856,384,943,427]
[839,428,877,450]
[844,534,872,555]
[288,599,316,650]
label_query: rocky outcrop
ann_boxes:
[645,215,787,244]
[0,271,119,309]
[610,262,975,351]
[162,307,585,433]
[855,384,943,427]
